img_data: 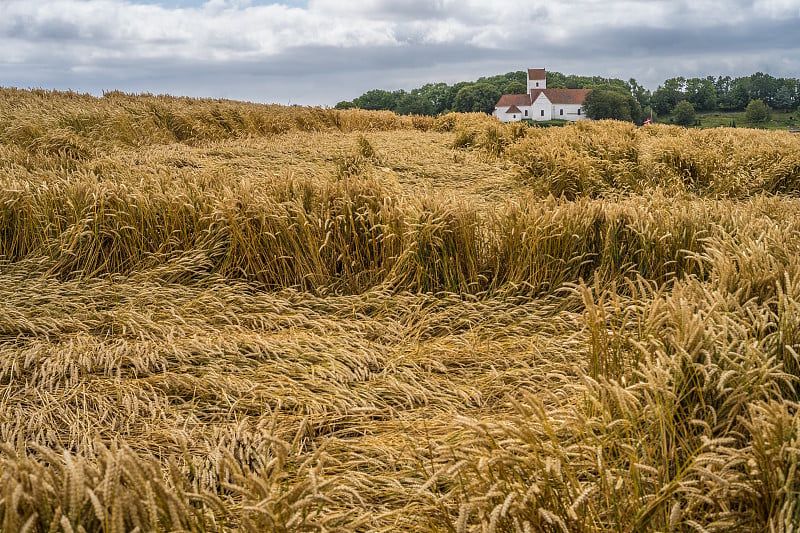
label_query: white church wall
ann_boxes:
[551,103,587,121]
[527,77,546,93]
[496,106,532,122]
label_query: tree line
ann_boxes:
[650,73,800,115]
[335,71,528,116]
[335,70,800,124]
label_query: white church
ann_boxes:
[493,68,590,122]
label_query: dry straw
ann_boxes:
[1,88,799,531]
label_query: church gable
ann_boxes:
[531,90,548,103]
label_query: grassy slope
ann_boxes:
[1,88,799,532]
[657,109,800,130]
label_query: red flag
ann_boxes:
[643,118,652,125]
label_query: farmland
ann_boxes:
[657,110,800,130]
[1,88,799,532]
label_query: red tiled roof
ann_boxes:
[542,88,591,105]
[528,68,546,80]
[505,105,522,114]
[498,88,591,108]
[496,93,531,107]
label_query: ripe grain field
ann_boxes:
[1,88,799,532]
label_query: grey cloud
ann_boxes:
[2,0,799,106]
[8,17,85,41]
[37,20,86,40]
[1,42,501,103]
[310,0,448,19]
[365,0,451,20]
[567,17,800,59]
[3,12,115,44]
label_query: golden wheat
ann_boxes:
[0,88,798,532]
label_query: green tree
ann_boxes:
[334,100,356,110]
[651,77,685,115]
[394,93,434,115]
[774,85,796,111]
[673,100,696,126]
[745,99,771,124]
[443,82,471,113]
[685,77,717,112]
[503,81,527,94]
[339,70,800,121]
[353,89,396,111]
[582,88,642,123]
[413,83,450,114]
[714,76,735,110]
[794,80,800,109]
[547,71,567,88]
[729,81,750,110]
[452,83,502,114]
[629,78,651,109]
[564,75,628,90]
[477,71,526,93]
[748,72,779,105]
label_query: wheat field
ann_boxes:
[1,88,799,532]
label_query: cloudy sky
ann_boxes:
[2,0,799,105]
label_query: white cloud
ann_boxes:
[1,0,786,64]
[753,0,800,17]
[1,0,400,62]
[0,0,798,104]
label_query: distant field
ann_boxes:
[1,88,799,532]
[658,109,800,130]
